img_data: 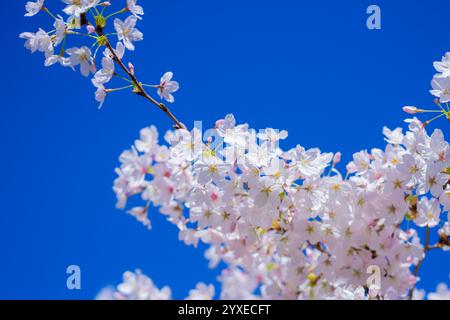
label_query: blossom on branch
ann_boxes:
[157,72,180,103]
[127,0,144,20]
[25,0,44,17]
[112,113,449,299]
[114,16,143,51]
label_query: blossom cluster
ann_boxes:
[20,0,179,109]
[431,53,450,104]
[97,269,450,300]
[403,53,450,125]
[113,113,449,299]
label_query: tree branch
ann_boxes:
[98,31,187,130]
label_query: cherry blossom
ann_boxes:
[25,0,44,17]
[62,0,99,17]
[114,16,143,51]
[45,54,72,68]
[104,41,125,60]
[440,186,450,211]
[430,75,450,103]
[21,1,182,121]
[66,46,95,77]
[127,0,144,20]
[427,283,450,300]
[258,128,288,142]
[186,283,215,300]
[20,28,53,57]
[433,52,450,77]
[94,56,115,84]
[157,72,180,103]
[404,52,450,125]
[115,270,171,300]
[127,207,151,229]
[92,80,107,108]
[53,17,67,47]
[20,0,449,300]
[415,197,441,227]
[110,113,449,300]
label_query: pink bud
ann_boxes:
[333,152,341,164]
[100,1,111,6]
[402,106,422,114]
[86,25,95,34]
[210,192,219,201]
[346,162,357,174]
[374,172,383,180]
[128,62,135,75]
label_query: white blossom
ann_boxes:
[53,17,67,47]
[114,16,143,51]
[427,283,450,300]
[157,72,179,103]
[116,270,171,300]
[19,28,53,57]
[94,56,115,84]
[433,52,450,77]
[186,283,215,300]
[110,113,449,299]
[19,1,450,300]
[92,80,106,108]
[25,0,44,17]
[66,46,95,77]
[127,0,144,20]
[45,54,72,68]
[430,75,450,103]
[62,0,99,17]
[415,197,441,227]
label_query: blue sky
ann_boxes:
[0,0,448,299]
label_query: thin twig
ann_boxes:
[98,31,187,130]
[408,226,434,300]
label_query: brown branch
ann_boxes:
[98,31,187,130]
[408,226,437,300]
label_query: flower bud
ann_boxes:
[100,1,111,6]
[128,63,135,75]
[402,106,422,114]
[86,25,95,34]
[421,120,430,129]
[333,152,342,164]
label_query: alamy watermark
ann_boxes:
[66,265,81,290]
[367,5,381,30]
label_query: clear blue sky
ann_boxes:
[0,0,448,299]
